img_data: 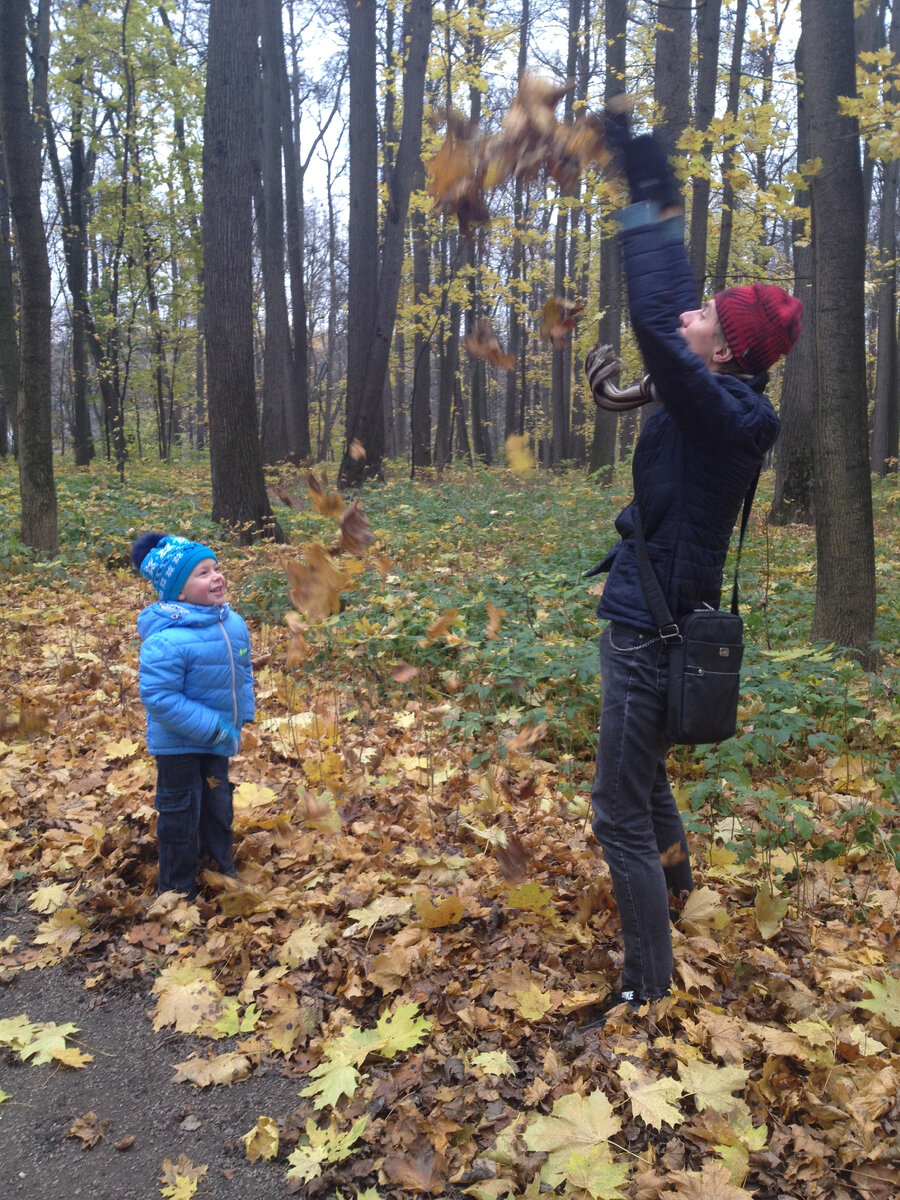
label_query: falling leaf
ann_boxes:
[465,317,515,371]
[243,1115,279,1162]
[507,722,548,753]
[349,438,366,460]
[307,471,345,517]
[391,662,419,683]
[425,608,459,643]
[494,832,529,883]
[340,498,374,553]
[539,296,585,349]
[485,601,505,640]
[505,433,534,474]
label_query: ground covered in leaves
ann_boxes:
[1,459,899,1200]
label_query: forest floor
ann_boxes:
[1,460,899,1200]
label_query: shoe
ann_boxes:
[569,989,642,1038]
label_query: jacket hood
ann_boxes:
[138,600,230,639]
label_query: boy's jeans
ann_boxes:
[154,753,234,895]
[590,623,694,1000]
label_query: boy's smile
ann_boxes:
[178,558,227,606]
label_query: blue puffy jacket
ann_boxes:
[137,601,255,757]
[590,208,780,629]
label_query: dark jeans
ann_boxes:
[154,753,234,895]
[590,623,694,1000]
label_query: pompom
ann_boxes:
[131,531,168,572]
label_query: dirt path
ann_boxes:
[0,910,305,1200]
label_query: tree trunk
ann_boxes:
[410,154,432,471]
[339,0,433,487]
[711,0,748,293]
[770,32,816,526]
[204,0,281,541]
[688,0,721,292]
[804,0,876,661]
[653,0,691,147]
[258,0,299,466]
[589,0,626,478]
[870,5,899,476]
[0,160,19,455]
[504,0,529,442]
[0,0,57,552]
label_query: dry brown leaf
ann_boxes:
[539,296,585,349]
[67,1111,108,1148]
[306,471,345,518]
[494,832,529,884]
[340,498,374,554]
[348,438,366,460]
[426,608,459,643]
[464,318,515,371]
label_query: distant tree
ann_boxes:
[339,0,432,488]
[0,0,58,552]
[0,153,19,456]
[804,0,876,660]
[710,0,748,293]
[203,0,281,540]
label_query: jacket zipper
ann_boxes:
[219,620,238,727]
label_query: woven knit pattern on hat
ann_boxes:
[715,282,803,375]
[139,536,217,602]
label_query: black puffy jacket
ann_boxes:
[590,208,780,629]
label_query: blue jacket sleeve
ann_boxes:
[621,210,769,452]
[139,636,221,746]
[236,616,256,724]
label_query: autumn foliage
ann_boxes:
[1,459,899,1200]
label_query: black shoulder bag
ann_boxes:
[631,472,760,745]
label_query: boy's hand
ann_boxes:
[214,719,240,746]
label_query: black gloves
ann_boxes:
[623,134,682,210]
[603,97,682,210]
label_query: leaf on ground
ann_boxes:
[754,882,789,939]
[17,1020,91,1067]
[66,1111,108,1147]
[300,1058,362,1110]
[285,1116,367,1183]
[563,1148,631,1199]
[278,918,336,966]
[617,1060,684,1130]
[676,1058,749,1116]
[243,1115,279,1162]
[344,894,412,933]
[472,1050,517,1077]
[28,884,72,913]
[232,781,277,810]
[660,1161,755,1199]
[506,880,553,913]
[679,886,729,932]
[172,1052,251,1087]
[152,978,224,1033]
[524,1089,621,1187]
[414,892,464,929]
[159,1156,208,1200]
[856,975,900,1027]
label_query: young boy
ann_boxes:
[131,532,255,896]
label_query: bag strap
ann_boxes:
[631,468,761,641]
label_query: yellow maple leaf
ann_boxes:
[159,1156,208,1200]
[345,895,412,933]
[152,978,224,1034]
[506,881,553,913]
[472,1050,517,1077]
[33,908,89,951]
[232,781,277,809]
[524,1090,621,1187]
[617,1060,684,1130]
[754,883,789,940]
[679,886,729,932]
[414,892,464,929]
[660,1161,754,1200]
[243,1115,280,1162]
[278,919,335,967]
[28,884,72,914]
[676,1058,749,1117]
[513,981,554,1022]
[104,736,139,761]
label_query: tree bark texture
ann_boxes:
[203,0,280,541]
[0,0,58,552]
[711,0,748,293]
[688,0,721,292]
[804,0,876,660]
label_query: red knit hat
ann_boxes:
[715,283,803,375]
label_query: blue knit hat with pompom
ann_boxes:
[131,532,217,602]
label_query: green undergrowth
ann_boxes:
[2,454,899,875]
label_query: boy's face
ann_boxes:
[178,558,226,606]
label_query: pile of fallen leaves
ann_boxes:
[1,462,899,1200]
